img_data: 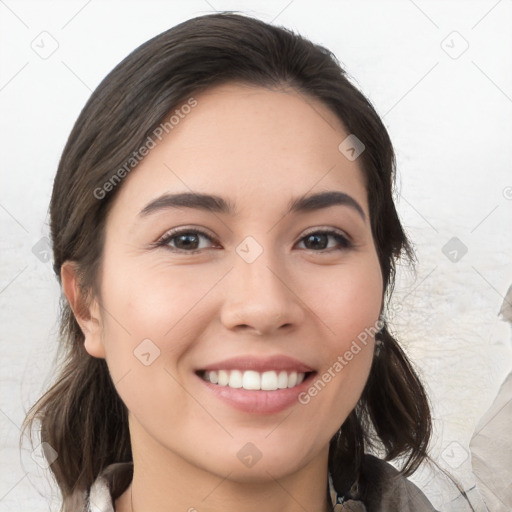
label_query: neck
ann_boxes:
[127,468,331,512]
[118,420,332,512]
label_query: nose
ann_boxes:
[220,249,304,336]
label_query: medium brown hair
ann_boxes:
[23,11,438,510]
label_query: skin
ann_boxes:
[62,82,384,512]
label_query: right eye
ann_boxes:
[156,228,219,253]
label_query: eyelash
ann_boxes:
[154,227,354,254]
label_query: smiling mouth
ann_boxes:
[196,369,315,391]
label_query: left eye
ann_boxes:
[297,230,352,251]
[156,229,352,253]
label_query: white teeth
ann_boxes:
[218,370,229,386]
[277,370,288,389]
[229,370,243,388]
[261,371,278,391]
[202,370,307,390]
[243,370,260,390]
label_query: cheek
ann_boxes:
[98,259,225,370]
[299,254,382,415]
[308,253,383,338]
[95,265,202,422]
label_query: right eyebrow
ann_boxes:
[139,192,235,216]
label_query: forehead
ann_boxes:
[110,82,368,218]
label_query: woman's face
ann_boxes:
[83,83,383,481]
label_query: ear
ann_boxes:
[60,261,106,359]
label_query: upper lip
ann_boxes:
[198,355,315,373]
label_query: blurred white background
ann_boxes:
[1,1,511,511]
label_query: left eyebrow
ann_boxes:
[287,190,366,221]
[138,190,366,221]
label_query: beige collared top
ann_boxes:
[83,454,438,512]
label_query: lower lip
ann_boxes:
[197,373,316,414]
